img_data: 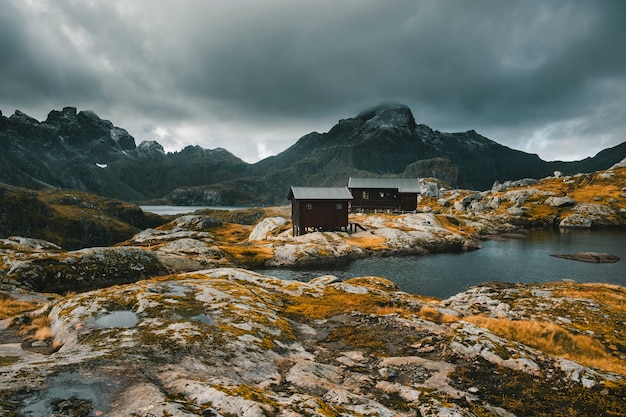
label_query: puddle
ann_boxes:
[190,313,213,325]
[174,309,214,325]
[18,372,117,416]
[94,311,138,328]
[147,283,193,297]
[166,283,193,296]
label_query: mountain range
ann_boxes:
[1,104,626,206]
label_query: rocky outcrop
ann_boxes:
[550,252,620,263]
[251,212,479,267]
[0,184,166,250]
[545,196,576,207]
[421,160,626,231]
[2,247,168,293]
[1,271,624,416]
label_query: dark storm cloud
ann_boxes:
[1,0,626,162]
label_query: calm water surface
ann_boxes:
[257,229,626,299]
[140,205,250,215]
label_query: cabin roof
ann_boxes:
[289,186,353,200]
[348,177,420,193]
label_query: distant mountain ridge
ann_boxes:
[1,104,626,205]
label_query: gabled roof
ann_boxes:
[288,186,353,200]
[348,177,420,193]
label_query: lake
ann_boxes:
[256,229,626,299]
[140,205,250,215]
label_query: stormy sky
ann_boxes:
[2,0,626,163]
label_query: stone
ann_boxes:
[559,214,593,228]
[545,196,576,207]
[175,215,222,230]
[550,252,620,263]
[248,217,288,241]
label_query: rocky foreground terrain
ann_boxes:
[0,160,625,416]
[2,270,626,416]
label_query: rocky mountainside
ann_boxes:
[2,104,626,205]
[248,104,626,196]
[0,107,249,202]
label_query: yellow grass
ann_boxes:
[552,283,626,312]
[219,243,274,267]
[343,235,388,251]
[19,315,53,341]
[375,306,413,316]
[466,316,626,376]
[212,222,251,243]
[436,215,478,236]
[283,288,390,321]
[0,293,42,319]
[418,305,459,324]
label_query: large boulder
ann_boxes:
[545,196,576,207]
[248,217,288,241]
[550,252,620,263]
[3,247,168,293]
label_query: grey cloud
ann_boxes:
[1,0,625,163]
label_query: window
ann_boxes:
[362,191,369,199]
[335,203,343,209]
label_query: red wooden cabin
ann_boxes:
[348,177,420,212]
[288,186,353,236]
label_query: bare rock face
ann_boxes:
[545,196,576,207]
[248,217,287,241]
[2,271,625,416]
[3,247,168,293]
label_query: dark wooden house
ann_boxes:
[288,186,353,236]
[348,177,420,212]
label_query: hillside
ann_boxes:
[1,104,626,205]
[0,107,249,202]
[0,183,166,250]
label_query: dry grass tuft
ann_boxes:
[19,315,53,341]
[418,305,459,324]
[343,235,388,251]
[0,293,42,319]
[553,283,626,311]
[466,316,626,375]
[283,288,389,321]
[375,306,413,316]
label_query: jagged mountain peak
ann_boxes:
[356,102,417,130]
[137,140,166,155]
[2,104,626,205]
[8,110,40,124]
[46,106,78,121]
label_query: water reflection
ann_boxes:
[257,229,626,299]
[94,311,138,328]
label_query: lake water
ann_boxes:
[140,205,250,215]
[257,229,626,299]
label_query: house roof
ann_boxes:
[288,186,353,200]
[348,177,421,193]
